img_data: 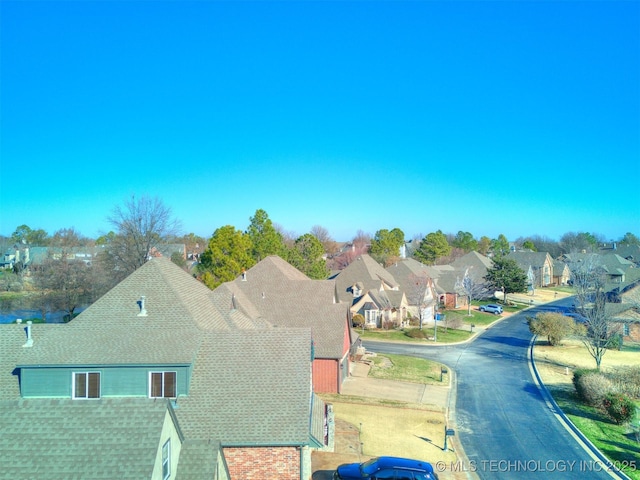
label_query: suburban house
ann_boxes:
[610,281,640,341]
[385,257,438,323]
[334,254,412,328]
[552,260,571,286]
[508,251,554,288]
[334,254,400,304]
[220,255,353,394]
[350,288,409,329]
[607,302,640,342]
[0,257,330,479]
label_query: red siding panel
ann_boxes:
[313,359,339,393]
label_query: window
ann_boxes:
[73,372,100,399]
[149,371,177,398]
[162,439,171,479]
[623,324,630,337]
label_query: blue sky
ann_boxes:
[1,1,638,243]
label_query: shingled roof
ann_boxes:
[15,257,268,367]
[334,254,399,304]
[0,398,175,479]
[174,328,316,446]
[222,256,349,359]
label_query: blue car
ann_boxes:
[334,456,439,480]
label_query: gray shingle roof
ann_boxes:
[175,329,313,445]
[0,398,171,479]
[221,256,349,359]
[16,257,265,367]
[334,255,399,303]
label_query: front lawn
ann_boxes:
[359,326,473,344]
[548,387,640,479]
[368,353,446,384]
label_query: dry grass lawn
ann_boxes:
[331,401,458,464]
[533,338,640,389]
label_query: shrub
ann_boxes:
[573,368,599,400]
[352,314,364,328]
[577,372,616,407]
[528,312,575,346]
[602,393,636,425]
[610,366,640,399]
[406,328,427,339]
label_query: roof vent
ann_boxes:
[23,320,33,348]
[261,292,265,299]
[241,270,247,281]
[137,296,148,317]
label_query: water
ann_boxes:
[0,309,72,324]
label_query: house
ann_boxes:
[607,303,640,342]
[0,257,329,479]
[220,255,353,394]
[552,260,571,286]
[385,257,438,322]
[0,244,29,270]
[350,288,409,329]
[508,251,554,287]
[334,254,400,305]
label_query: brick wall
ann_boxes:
[223,446,300,480]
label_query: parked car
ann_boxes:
[479,304,503,314]
[334,456,439,480]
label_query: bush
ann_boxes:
[610,366,640,399]
[352,314,364,329]
[577,372,616,407]
[406,328,427,339]
[573,368,599,400]
[602,393,636,425]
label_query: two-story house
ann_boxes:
[0,257,329,479]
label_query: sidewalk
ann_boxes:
[341,360,450,408]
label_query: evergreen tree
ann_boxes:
[287,233,329,279]
[246,209,286,262]
[484,256,527,304]
[199,225,255,289]
[414,230,451,265]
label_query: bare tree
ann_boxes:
[407,273,437,330]
[310,225,338,255]
[455,268,490,316]
[567,253,621,370]
[32,227,92,321]
[101,195,182,283]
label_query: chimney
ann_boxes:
[23,320,33,348]
[137,296,148,317]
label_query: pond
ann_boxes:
[0,295,86,324]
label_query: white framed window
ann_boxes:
[73,372,100,399]
[149,371,177,398]
[162,439,171,480]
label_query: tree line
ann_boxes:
[1,195,638,320]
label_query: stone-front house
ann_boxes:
[219,255,353,394]
[385,258,439,322]
[0,257,328,479]
[508,251,554,287]
[552,260,571,286]
[350,288,408,329]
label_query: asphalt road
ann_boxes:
[364,302,622,480]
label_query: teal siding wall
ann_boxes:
[21,365,190,398]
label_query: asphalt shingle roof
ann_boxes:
[222,256,349,359]
[16,257,266,367]
[175,329,313,445]
[0,398,171,479]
